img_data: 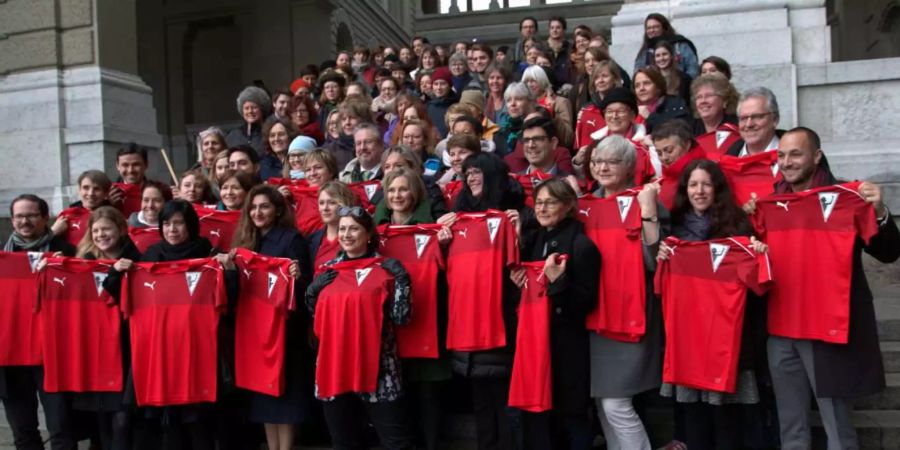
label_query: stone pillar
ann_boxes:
[0,0,160,215]
[609,0,831,129]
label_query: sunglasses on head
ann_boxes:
[338,206,367,218]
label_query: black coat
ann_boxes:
[519,217,599,416]
[644,95,690,134]
[813,216,900,398]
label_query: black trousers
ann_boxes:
[521,410,592,450]
[408,380,445,450]
[683,402,743,450]
[471,377,517,450]
[93,411,131,450]
[0,366,75,450]
[321,394,414,450]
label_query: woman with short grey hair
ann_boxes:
[584,133,667,450]
[494,82,536,156]
[225,86,272,155]
[193,126,227,175]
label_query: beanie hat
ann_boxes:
[431,67,452,85]
[459,89,485,115]
[288,135,317,154]
[599,87,638,115]
[290,78,309,95]
[236,86,273,118]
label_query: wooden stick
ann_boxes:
[159,148,179,186]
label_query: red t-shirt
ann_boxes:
[632,142,657,186]
[314,257,393,398]
[113,182,143,218]
[754,182,877,343]
[576,191,646,342]
[121,258,226,406]
[37,257,122,393]
[695,123,740,158]
[57,206,92,247]
[654,237,771,393]
[0,251,45,366]
[658,145,708,210]
[442,180,464,207]
[508,261,553,412]
[233,248,295,397]
[719,151,780,206]
[347,180,382,214]
[285,185,323,237]
[511,171,554,208]
[128,227,161,254]
[194,206,240,251]
[377,224,445,358]
[446,210,519,351]
[314,234,341,274]
[574,104,606,150]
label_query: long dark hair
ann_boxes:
[159,200,201,241]
[454,152,522,212]
[636,13,675,62]
[232,185,296,250]
[670,159,752,239]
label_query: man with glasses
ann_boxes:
[726,86,785,157]
[2,194,77,450]
[340,123,386,183]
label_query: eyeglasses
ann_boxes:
[590,158,623,167]
[534,199,561,209]
[338,206,367,218]
[738,112,772,124]
[520,135,549,145]
[604,108,632,117]
[13,213,43,222]
[694,93,720,101]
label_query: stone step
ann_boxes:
[812,410,900,450]
[882,341,900,374]
[855,374,900,410]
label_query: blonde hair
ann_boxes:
[76,206,129,258]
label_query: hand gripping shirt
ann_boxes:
[654,237,771,393]
[128,227,161,254]
[286,185,324,237]
[313,257,394,398]
[718,150,780,207]
[194,205,240,251]
[511,170,554,209]
[121,258,226,406]
[446,210,519,351]
[57,206,92,247]
[37,257,122,393]
[695,123,740,158]
[754,182,877,343]
[377,224,445,358]
[113,182,143,218]
[233,248,295,396]
[0,251,46,366]
[508,260,554,412]
[576,191,646,342]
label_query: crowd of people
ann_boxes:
[1,11,899,450]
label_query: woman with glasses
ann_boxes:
[305,206,415,449]
[372,77,401,124]
[586,135,666,450]
[575,60,625,152]
[511,178,600,449]
[290,96,323,145]
[690,74,740,156]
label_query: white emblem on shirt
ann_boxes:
[775,201,790,212]
[143,281,156,290]
[414,234,431,259]
[586,119,596,126]
[364,184,378,200]
[486,217,501,244]
[579,207,591,217]
[617,196,634,223]
[243,269,252,280]
[93,272,108,296]
[52,277,66,287]
[818,192,839,222]
[185,272,202,295]
[709,243,730,273]
[267,272,278,298]
[457,228,468,239]
[209,229,221,238]
[715,130,730,148]
[71,222,81,230]
[27,252,43,272]
[355,268,372,286]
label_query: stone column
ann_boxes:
[0,0,160,214]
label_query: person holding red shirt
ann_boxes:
[305,206,415,449]
[753,127,900,450]
[511,178,600,449]
[110,144,171,218]
[231,185,311,450]
[650,120,707,210]
[574,60,624,151]
[657,159,770,450]
[585,135,664,450]
[1,194,76,450]
[126,181,170,253]
[689,74,739,156]
[53,170,113,247]
[306,181,361,271]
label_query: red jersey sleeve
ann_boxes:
[120,272,132,318]
[840,182,879,244]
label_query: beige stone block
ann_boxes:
[0,30,58,73]
[59,0,93,28]
[0,0,56,35]
[61,28,95,66]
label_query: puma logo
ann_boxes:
[579,208,590,217]
[143,281,156,290]
[379,237,388,247]
[243,269,251,280]
[71,222,81,230]
[52,277,66,287]
[209,229,221,238]
[457,228,468,239]
[775,201,790,212]
[586,120,596,126]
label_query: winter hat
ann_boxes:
[317,70,348,90]
[290,78,310,95]
[459,89,485,115]
[431,67,452,85]
[599,87,638,114]
[235,86,273,117]
[288,135,317,154]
